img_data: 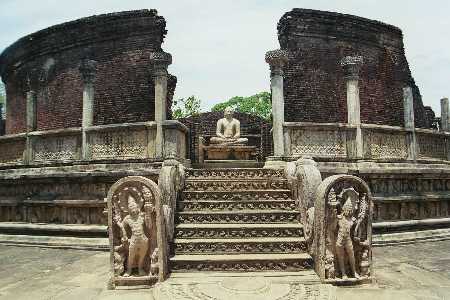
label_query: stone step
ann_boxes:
[182,190,292,201]
[175,223,304,239]
[178,199,296,212]
[174,237,307,254]
[184,179,289,191]
[186,168,286,180]
[176,210,300,224]
[170,253,313,272]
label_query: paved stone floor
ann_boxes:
[0,240,450,299]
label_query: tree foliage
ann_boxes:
[211,91,271,120]
[172,95,201,119]
[0,80,5,105]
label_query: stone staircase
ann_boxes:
[170,168,314,272]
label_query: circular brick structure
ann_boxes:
[278,9,432,128]
[0,9,176,135]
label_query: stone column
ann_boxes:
[403,86,417,160]
[79,59,97,160]
[25,90,37,163]
[441,97,449,132]
[150,51,172,159]
[341,56,363,159]
[26,90,37,132]
[265,49,288,158]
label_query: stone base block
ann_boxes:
[205,145,257,160]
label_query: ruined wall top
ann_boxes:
[277,8,432,128]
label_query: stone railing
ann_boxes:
[284,122,355,159]
[285,122,450,162]
[0,120,188,167]
[416,128,450,161]
[361,124,409,160]
[0,133,26,165]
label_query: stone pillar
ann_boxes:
[79,59,97,160]
[265,49,288,158]
[25,90,37,163]
[403,86,417,160]
[26,90,37,132]
[341,56,363,159]
[441,97,449,132]
[150,51,172,159]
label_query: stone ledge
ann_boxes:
[373,228,450,246]
[0,234,108,251]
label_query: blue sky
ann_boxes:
[1,0,449,115]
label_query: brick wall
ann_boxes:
[278,9,433,128]
[179,112,273,162]
[0,10,175,134]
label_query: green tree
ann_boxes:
[0,80,5,105]
[211,91,271,120]
[172,95,202,119]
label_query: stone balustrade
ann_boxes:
[0,120,188,167]
[285,122,450,162]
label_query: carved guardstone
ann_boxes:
[313,175,373,285]
[107,176,167,289]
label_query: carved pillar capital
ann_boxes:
[150,51,172,77]
[265,49,288,76]
[340,56,363,80]
[79,59,97,84]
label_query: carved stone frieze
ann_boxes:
[89,128,151,160]
[182,191,291,201]
[171,259,312,272]
[175,227,303,239]
[32,135,81,162]
[313,175,373,285]
[417,133,447,160]
[177,211,298,224]
[107,176,167,288]
[184,180,288,191]
[174,240,307,254]
[364,131,408,159]
[186,169,285,180]
[179,200,296,211]
[290,129,346,157]
[0,138,25,164]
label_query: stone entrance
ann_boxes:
[170,168,314,272]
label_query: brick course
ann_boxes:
[278,9,433,128]
[0,10,176,134]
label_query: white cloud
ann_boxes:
[1,0,449,115]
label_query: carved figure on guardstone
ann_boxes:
[120,196,153,277]
[107,176,167,289]
[335,189,359,279]
[313,175,373,285]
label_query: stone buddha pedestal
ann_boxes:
[199,108,257,164]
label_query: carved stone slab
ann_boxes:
[107,176,167,289]
[313,175,373,285]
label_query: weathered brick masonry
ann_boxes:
[0,9,176,134]
[278,9,432,128]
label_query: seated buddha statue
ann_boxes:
[209,107,248,145]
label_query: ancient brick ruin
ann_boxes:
[0,10,176,134]
[278,9,432,128]
[0,8,449,289]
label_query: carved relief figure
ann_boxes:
[118,196,153,277]
[210,107,248,145]
[107,176,164,287]
[314,175,372,284]
[335,193,359,279]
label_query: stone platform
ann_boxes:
[1,240,450,299]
